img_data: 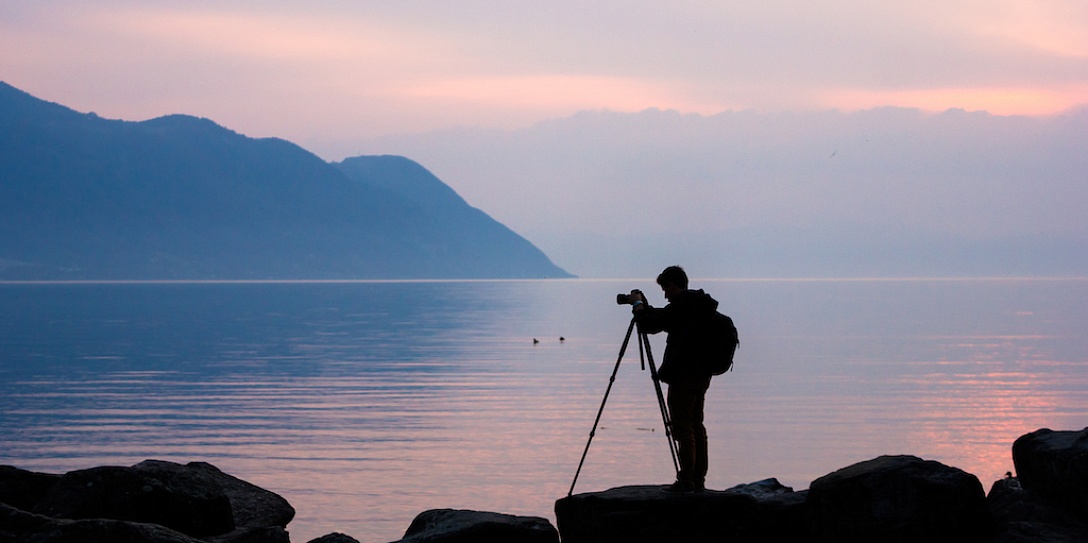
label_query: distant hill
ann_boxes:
[0,82,572,280]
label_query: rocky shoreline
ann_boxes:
[2,427,1085,543]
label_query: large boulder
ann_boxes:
[0,502,205,543]
[554,479,807,543]
[723,478,808,538]
[0,465,61,511]
[806,455,993,543]
[1012,427,1088,514]
[986,475,1088,543]
[306,533,360,543]
[394,509,558,543]
[133,461,294,529]
[987,522,1088,543]
[32,464,234,537]
[205,526,290,543]
[2,460,292,543]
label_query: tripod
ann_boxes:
[568,316,679,496]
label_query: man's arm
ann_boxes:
[629,290,669,334]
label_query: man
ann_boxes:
[629,265,719,492]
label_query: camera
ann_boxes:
[616,290,642,305]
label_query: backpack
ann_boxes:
[701,311,739,375]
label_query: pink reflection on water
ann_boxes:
[896,364,1085,483]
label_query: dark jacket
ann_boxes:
[634,289,719,384]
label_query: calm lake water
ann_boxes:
[1,279,1086,542]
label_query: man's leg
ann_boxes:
[668,377,711,491]
[667,381,698,489]
[691,377,710,489]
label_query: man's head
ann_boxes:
[656,266,688,300]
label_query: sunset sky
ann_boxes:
[5,2,1086,151]
[3,1,1087,277]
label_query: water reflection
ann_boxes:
[0,279,1085,542]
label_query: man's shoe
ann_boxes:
[662,480,695,493]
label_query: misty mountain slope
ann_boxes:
[334,155,568,277]
[0,82,572,279]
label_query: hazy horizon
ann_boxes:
[354,106,1087,278]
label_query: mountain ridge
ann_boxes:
[0,81,573,280]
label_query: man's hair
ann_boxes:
[656,265,689,290]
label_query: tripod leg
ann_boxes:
[568,317,637,496]
[638,326,680,479]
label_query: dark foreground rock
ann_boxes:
[991,427,1088,543]
[555,432,1088,543]
[0,466,60,512]
[0,460,291,543]
[807,455,994,543]
[986,475,1088,543]
[1012,427,1088,515]
[5,427,1088,543]
[554,478,806,543]
[32,464,233,537]
[391,509,558,543]
[305,533,360,543]
[1,501,206,543]
[556,458,994,543]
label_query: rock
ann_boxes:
[135,461,295,529]
[987,522,1088,543]
[0,502,207,543]
[18,441,1088,543]
[395,509,559,543]
[307,533,361,543]
[554,481,807,543]
[988,476,1064,526]
[986,475,1088,542]
[13,459,293,543]
[205,526,291,543]
[1012,427,1088,514]
[807,455,993,543]
[0,465,61,511]
[32,464,234,537]
[723,478,808,539]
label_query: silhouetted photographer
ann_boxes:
[628,265,729,492]
[568,265,736,496]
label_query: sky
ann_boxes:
[3,1,1087,277]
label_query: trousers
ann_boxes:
[667,375,712,486]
